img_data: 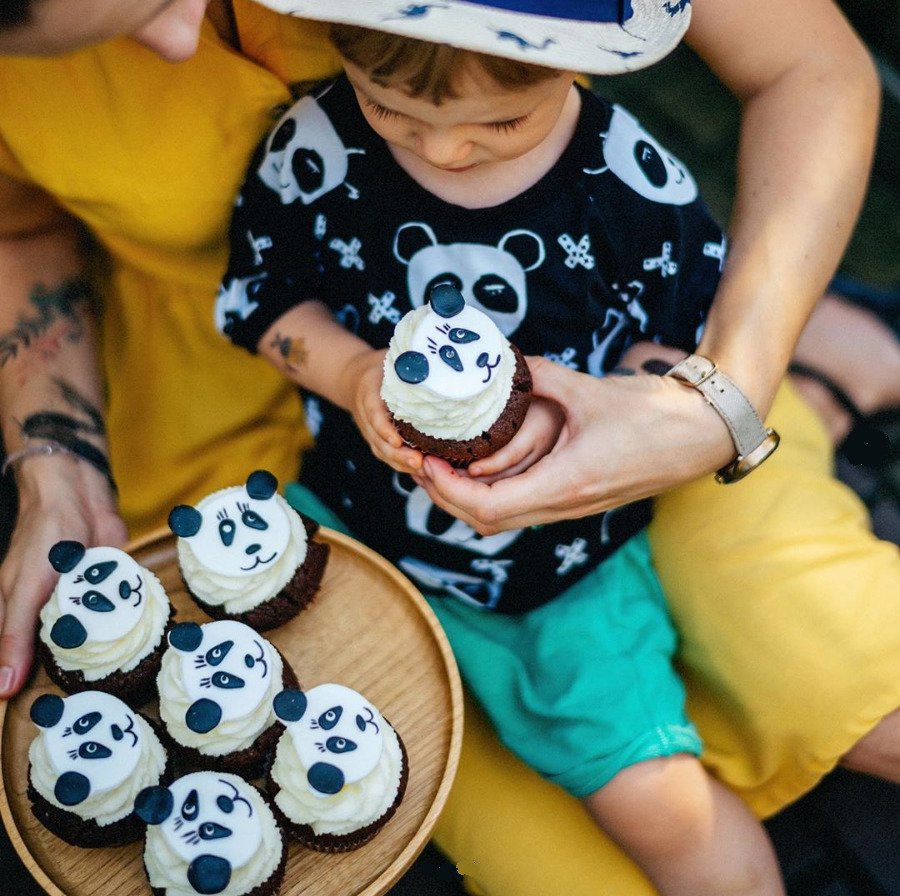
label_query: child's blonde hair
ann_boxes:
[330,24,561,104]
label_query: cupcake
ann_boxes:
[268,684,408,852]
[156,620,297,778]
[135,771,286,896]
[381,283,532,467]
[27,690,171,847]
[37,541,174,708]
[168,469,329,630]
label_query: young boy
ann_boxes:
[218,20,786,896]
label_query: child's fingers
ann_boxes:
[468,436,531,477]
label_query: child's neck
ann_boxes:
[386,85,582,210]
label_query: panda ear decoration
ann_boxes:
[246,469,278,500]
[134,785,174,825]
[273,688,308,723]
[30,693,65,729]
[394,351,429,385]
[50,614,88,650]
[429,282,466,318]
[48,540,86,573]
[55,770,91,806]
[169,504,202,538]
[307,761,345,795]
[169,621,204,653]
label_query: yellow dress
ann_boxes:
[1,8,896,893]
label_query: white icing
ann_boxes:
[382,304,516,440]
[28,691,166,826]
[158,620,283,755]
[177,493,307,613]
[272,719,403,837]
[38,546,170,680]
[143,772,282,896]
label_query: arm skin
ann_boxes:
[0,172,126,698]
[416,0,880,535]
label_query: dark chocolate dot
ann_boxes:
[430,282,465,318]
[168,504,203,538]
[54,771,90,806]
[30,693,65,729]
[273,689,307,723]
[135,785,174,824]
[246,469,277,500]
[50,614,87,649]
[186,698,223,734]
[48,540,86,574]
[307,762,345,795]
[188,855,232,895]
[169,622,203,653]
[395,351,429,384]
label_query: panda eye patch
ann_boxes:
[318,707,343,730]
[211,671,245,689]
[81,591,115,613]
[438,345,464,372]
[448,328,480,344]
[73,712,101,735]
[325,736,357,754]
[205,640,234,666]
[219,518,236,546]
[83,560,117,584]
[182,789,199,821]
[77,741,112,759]
[240,508,268,531]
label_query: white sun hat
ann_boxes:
[255,1,692,75]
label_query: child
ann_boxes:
[218,11,786,896]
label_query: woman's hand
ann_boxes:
[415,347,735,535]
[0,458,126,698]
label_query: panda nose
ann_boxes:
[245,544,261,555]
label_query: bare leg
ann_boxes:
[583,756,785,896]
[841,708,900,781]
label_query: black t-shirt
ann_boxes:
[220,74,725,613]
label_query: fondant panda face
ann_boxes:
[47,542,149,650]
[600,105,698,205]
[273,684,385,796]
[167,620,274,735]
[168,470,290,578]
[30,690,142,807]
[257,94,356,205]
[394,222,544,337]
[135,772,261,896]
[394,284,508,400]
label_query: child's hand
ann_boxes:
[465,395,565,483]
[342,348,425,474]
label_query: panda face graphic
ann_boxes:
[168,470,290,579]
[273,684,385,796]
[597,105,698,205]
[394,284,508,400]
[394,223,545,337]
[135,772,262,896]
[46,542,148,650]
[214,272,264,336]
[257,94,361,205]
[166,620,274,735]
[30,690,142,806]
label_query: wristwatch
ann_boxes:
[666,354,780,483]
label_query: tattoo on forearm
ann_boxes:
[0,276,97,367]
[270,332,308,372]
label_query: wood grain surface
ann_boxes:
[0,527,463,896]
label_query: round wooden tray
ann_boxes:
[0,527,463,896]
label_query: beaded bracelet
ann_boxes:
[1,437,117,493]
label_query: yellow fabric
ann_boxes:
[432,382,900,894]
[1,15,897,893]
[0,5,341,535]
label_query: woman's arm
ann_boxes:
[0,173,126,698]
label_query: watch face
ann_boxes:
[716,430,780,483]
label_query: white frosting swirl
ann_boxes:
[143,777,282,896]
[381,304,516,441]
[177,493,308,613]
[271,723,403,836]
[38,549,170,681]
[157,632,284,756]
[28,711,166,826]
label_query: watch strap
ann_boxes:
[666,354,780,483]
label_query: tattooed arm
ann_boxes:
[0,172,127,698]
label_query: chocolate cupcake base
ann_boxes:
[186,512,330,632]
[392,344,533,468]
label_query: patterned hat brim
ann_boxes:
[255,0,692,76]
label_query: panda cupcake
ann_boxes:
[381,283,532,467]
[37,541,174,708]
[168,469,329,631]
[156,620,298,778]
[27,690,171,848]
[135,771,286,896]
[268,684,408,852]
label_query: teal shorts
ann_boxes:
[285,482,702,799]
